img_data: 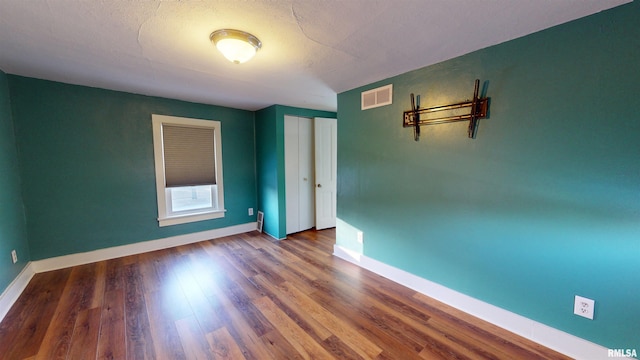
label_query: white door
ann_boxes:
[298,117,315,230]
[285,116,314,234]
[314,118,337,230]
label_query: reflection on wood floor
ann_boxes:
[0,228,570,359]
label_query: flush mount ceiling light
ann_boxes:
[210,29,262,64]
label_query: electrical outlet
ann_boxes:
[248,208,254,216]
[357,231,363,244]
[574,295,595,320]
[11,250,18,264]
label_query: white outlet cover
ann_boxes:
[574,295,595,320]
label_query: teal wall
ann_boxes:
[255,105,336,239]
[255,105,280,238]
[0,70,30,292]
[8,76,257,260]
[337,2,639,350]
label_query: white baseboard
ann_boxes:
[32,222,257,273]
[333,245,610,360]
[0,262,35,323]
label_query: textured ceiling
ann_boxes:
[0,0,630,111]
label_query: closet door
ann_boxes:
[285,116,300,234]
[314,117,337,230]
[285,116,314,234]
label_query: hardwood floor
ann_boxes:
[0,229,571,359]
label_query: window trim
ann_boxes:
[152,114,225,227]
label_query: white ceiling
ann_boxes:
[0,0,630,112]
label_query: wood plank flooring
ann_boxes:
[0,229,571,359]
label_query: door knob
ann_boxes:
[317,184,322,188]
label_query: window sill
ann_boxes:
[158,209,226,227]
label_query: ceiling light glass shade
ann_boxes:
[210,29,262,64]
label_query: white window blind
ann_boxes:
[162,125,216,188]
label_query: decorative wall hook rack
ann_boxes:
[403,79,489,141]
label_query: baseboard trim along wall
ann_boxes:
[31,222,257,273]
[0,262,36,322]
[333,244,611,360]
[0,222,257,323]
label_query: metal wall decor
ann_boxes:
[403,79,489,141]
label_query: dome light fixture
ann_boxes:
[210,29,262,64]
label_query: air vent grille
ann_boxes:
[361,84,393,110]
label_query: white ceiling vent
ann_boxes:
[361,84,393,110]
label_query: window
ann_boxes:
[152,114,225,226]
